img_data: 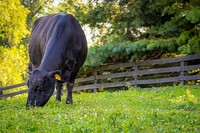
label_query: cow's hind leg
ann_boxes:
[65,55,85,104]
[65,64,80,104]
[56,82,63,101]
[66,82,74,104]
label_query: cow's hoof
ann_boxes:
[56,98,61,101]
[66,100,73,104]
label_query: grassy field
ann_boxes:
[0,85,200,133]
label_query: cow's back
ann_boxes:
[28,14,87,70]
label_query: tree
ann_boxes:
[0,0,30,46]
[20,0,54,29]
[82,0,200,54]
[58,0,89,25]
[54,0,200,69]
[83,0,200,69]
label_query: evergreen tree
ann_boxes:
[80,0,200,54]
[57,0,200,68]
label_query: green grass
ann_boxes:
[0,85,200,133]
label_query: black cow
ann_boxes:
[26,14,87,107]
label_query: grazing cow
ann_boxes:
[26,14,87,107]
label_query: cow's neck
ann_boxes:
[39,40,65,72]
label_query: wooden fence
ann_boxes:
[1,54,200,98]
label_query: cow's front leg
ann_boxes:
[66,82,74,104]
[56,82,63,101]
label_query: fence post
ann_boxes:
[93,71,98,93]
[134,62,138,88]
[0,83,2,96]
[180,61,184,85]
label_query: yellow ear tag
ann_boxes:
[55,74,61,81]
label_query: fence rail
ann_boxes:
[1,54,200,98]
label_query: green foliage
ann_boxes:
[0,45,28,93]
[59,0,200,58]
[0,86,200,132]
[20,0,54,28]
[83,38,178,70]
[185,7,200,24]
[58,0,90,26]
[177,29,200,54]
[0,0,29,46]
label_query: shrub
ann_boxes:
[0,45,28,94]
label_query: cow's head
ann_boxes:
[26,69,61,108]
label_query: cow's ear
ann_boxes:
[49,70,61,81]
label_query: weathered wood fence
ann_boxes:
[73,54,200,92]
[1,54,200,98]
